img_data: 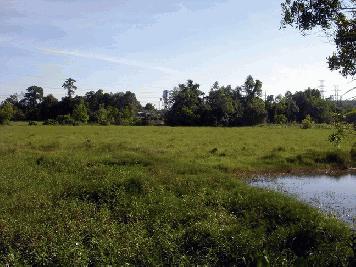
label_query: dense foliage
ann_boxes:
[1,76,354,126]
[165,76,340,126]
[281,0,356,77]
[0,79,143,125]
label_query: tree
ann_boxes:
[72,99,89,123]
[285,98,299,122]
[23,86,44,108]
[292,88,333,122]
[242,97,267,125]
[165,80,205,126]
[239,75,267,125]
[5,94,25,121]
[96,105,110,125]
[144,103,156,112]
[0,102,15,124]
[40,94,59,120]
[345,108,356,123]
[119,91,141,117]
[207,82,235,126]
[62,78,77,98]
[281,0,356,77]
[243,75,263,99]
[21,86,44,120]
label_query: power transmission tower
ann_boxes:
[334,85,340,103]
[319,80,325,99]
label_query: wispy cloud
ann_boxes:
[39,47,181,75]
[0,35,13,44]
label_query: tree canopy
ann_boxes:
[1,76,352,126]
[62,78,77,98]
[281,0,356,77]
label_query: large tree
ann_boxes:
[23,86,44,108]
[21,86,44,120]
[62,78,77,98]
[242,75,263,99]
[207,82,235,126]
[281,0,356,77]
[165,80,206,126]
[40,94,59,120]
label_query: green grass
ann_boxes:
[0,125,354,265]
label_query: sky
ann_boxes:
[1,0,355,105]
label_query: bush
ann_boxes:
[275,114,288,124]
[301,115,313,129]
[43,119,58,125]
[345,110,356,124]
[314,151,350,169]
[56,115,78,126]
[0,102,14,125]
[72,100,89,123]
[28,121,38,126]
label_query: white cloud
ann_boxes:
[38,47,182,75]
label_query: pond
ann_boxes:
[250,174,356,227]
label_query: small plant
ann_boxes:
[209,148,218,154]
[329,114,346,149]
[328,131,343,148]
[28,121,37,126]
[301,115,313,129]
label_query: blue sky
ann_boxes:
[1,0,354,105]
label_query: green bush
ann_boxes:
[72,100,89,123]
[275,114,288,124]
[0,102,14,125]
[28,121,38,126]
[56,115,78,125]
[301,115,313,129]
[43,119,58,125]
[345,109,356,124]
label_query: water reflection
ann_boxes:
[250,174,356,226]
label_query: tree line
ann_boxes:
[0,76,355,126]
[0,78,152,125]
[166,76,355,126]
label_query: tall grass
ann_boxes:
[0,125,354,265]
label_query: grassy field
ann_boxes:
[0,125,355,265]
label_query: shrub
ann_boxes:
[328,123,346,149]
[28,121,38,126]
[96,105,111,125]
[0,102,14,125]
[345,109,356,124]
[43,119,58,125]
[275,114,288,124]
[72,100,89,123]
[314,151,350,169]
[56,115,78,125]
[301,115,313,129]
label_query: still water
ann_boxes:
[250,174,356,226]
